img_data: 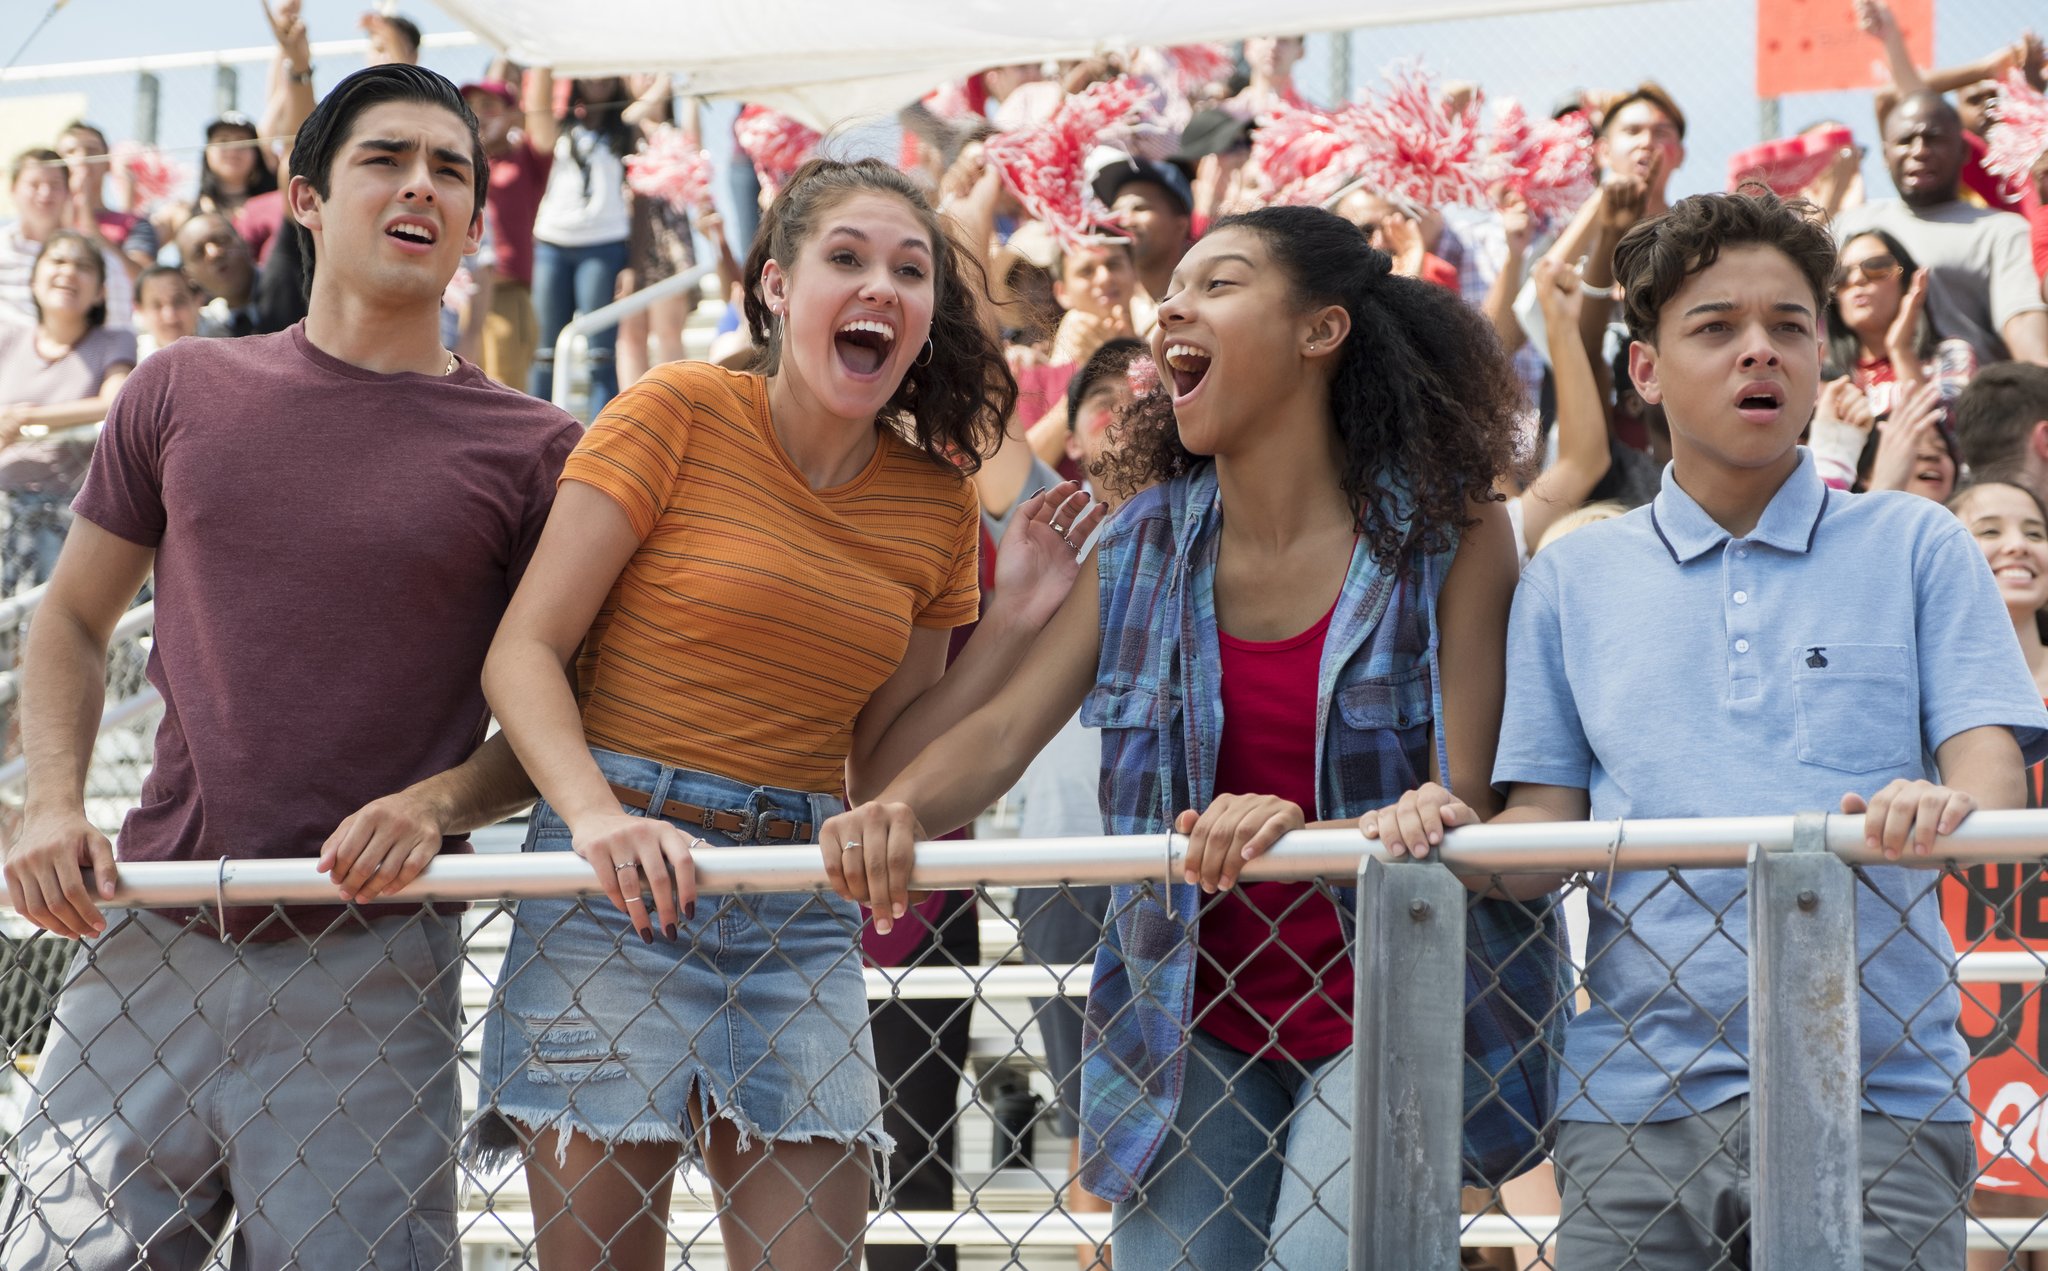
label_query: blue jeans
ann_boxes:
[1110,1026,1352,1269]
[528,238,629,415]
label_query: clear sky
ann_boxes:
[1,0,2040,208]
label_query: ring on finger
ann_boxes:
[615,862,638,873]
[843,840,862,851]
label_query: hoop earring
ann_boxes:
[915,338,934,368]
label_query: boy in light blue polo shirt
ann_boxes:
[1369,191,2048,1268]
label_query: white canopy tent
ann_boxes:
[433,0,1655,126]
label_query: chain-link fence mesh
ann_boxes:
[4,838,2048,1268]
[0,587,158,849]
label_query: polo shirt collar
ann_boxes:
[1649,447,1828,564]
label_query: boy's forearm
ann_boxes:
[399,730,536,835]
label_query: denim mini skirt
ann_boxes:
[472,747,891,1168]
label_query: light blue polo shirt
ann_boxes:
[1496,448,2048,1125]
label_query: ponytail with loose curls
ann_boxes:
[741,157,1016,474]
[1099,205,1522,565]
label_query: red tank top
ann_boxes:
[1192,598,1354,1060]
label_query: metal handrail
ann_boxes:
[0,582,53,635]
[549,263,717,414]
[7,811,2048,910]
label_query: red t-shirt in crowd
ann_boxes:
[1420,251,1460,292]
[235,190,286,266]
[93,207,141,248]
[72,324,583,938]
[1192,598,1354,1061]
[489,138,554,288]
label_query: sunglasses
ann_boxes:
[1831,256,1902,291]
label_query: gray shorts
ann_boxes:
[1552,1096,1973,1270]
[1,907,463,1270]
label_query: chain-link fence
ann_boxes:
[0,583,158,849]
[4,820,2048,1267]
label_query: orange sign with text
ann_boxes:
[1946,865,2048,1198]
[1756,0,1933,98]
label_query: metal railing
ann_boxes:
[549,263,717,417]
[2,816,2047,1266]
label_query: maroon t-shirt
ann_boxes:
[73,323,582,938]
[489,139,553,288]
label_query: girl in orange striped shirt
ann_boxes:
[476,158,1102,1270]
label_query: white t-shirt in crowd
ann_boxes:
[0,222,134,331]
[531,128,632,248]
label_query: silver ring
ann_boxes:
[615,862,638,873]
[843,840,862,851]
[1050,521,1067,535]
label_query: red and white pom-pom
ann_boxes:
[983,75,1154,248]
[1987,71,2048,196]
[1126,354,1160,397]
[111,142,186,211]
[1350,62,1495,211]
[1488,100,1594,226]
[1156,44,1235,100]
[735,105,821,196]
[443,266,477,312]
[625,125,712,211]
[922,79,978,121]
[1244,102,1375,207]
[1723,125,1856,196]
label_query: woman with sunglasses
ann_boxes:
[1814,229,1974,499]
[1825,229,1976,417]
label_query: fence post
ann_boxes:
[1749,811,1861,1270]
[1351,856,1465,1271]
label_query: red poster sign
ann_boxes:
[1756,0,1934,98]
[1945,866,2048,1198]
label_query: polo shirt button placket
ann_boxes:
[1727,543,1759,694]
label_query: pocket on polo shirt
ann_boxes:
[1792,642,1914,774]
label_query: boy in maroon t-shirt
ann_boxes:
[1,66,580,1268]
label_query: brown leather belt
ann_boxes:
[608,782,812,843]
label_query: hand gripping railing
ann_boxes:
[5,811,2047,1268]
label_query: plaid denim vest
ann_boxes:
[1076,467,1568,1200]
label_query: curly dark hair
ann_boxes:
[1097,205,1522,564]
[1614,187,1835,347]
[743,158,1016,474]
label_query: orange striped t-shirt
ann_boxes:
[561,361,980,793]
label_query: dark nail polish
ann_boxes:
[664,923,678,940]
[685,901,697,921]
[640,927,654,944]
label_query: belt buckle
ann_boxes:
[727,807,758,843]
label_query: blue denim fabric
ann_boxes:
[474,748,891,1168]
[1076,466,1568,1203]
[1109,1026,1352,1270]
[528,238,629,414]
